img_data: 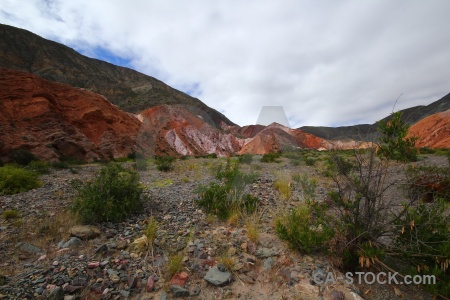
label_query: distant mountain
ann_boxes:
[300,93,450,141]
[0,24,234,128]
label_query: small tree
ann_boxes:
[377,112,418,162]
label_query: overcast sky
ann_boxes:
[1,0,450,127]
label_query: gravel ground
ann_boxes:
[0,155,446,299]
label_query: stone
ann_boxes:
[204,266,232,286]
[128,276,138,289]
[147,277,154,292]
[238,274,254,284]
[69,225,100,240]
[190,286,201,296]
[160,291,168,300]
[87,262,100,269]
[19,243,42,254]
[63,285,83,294]
[120,290,130,298]
[255,247,278,258]
[330,289,345,300]
[47,286,64,300]
[263,257,275,271]
[170,285,190,298]
[228,247,237,256]
[169,272,189,286]
[58,237,82,249]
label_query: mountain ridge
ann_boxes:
[0,23,234,128]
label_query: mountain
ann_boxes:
[408,109,450,149]
[0,24,234,128]
[300,93,450,141]
[0,69,140,161]
[136,105,243,157]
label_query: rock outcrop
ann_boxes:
[137,105,244,157]
[0,69,140,161]
[408,109,450,148]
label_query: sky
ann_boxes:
[1,0,450,128]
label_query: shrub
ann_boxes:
[51,161,70,169]
[167,252,184,278]
[196,160,259,220]
[0,165,42,195]
[406,165,450,203]
[392,200,450,296]
[261,152,281,163]
[28,160,51,174]
[276,203,333,254]
[377,111,418,162]
[72,163,143,223]
[8,149,36,166]
[155,156,175,172]
[2,209,20,221]
[238,154,253,164]
[145,216,159,248]
[274,176,291,200]
[292,173,316,203]
[304,157,316,166]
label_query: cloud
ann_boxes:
[1,0,450,127]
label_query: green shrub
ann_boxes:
[304,157,316,166]
[393,200,450,296]
[28,160,51,174]
[51,161,70,169]
[276,203,333,254]
[2,209,20,221]
[292,173,317,203]
[8,149,36,166]
[377,111,418,162]
[196,160,259,220]
[155,156,175,172]
[72,163,143,223]
[239,154,253,164]
[0,165,43,195]
[261,152,281,163]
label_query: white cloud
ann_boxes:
[1,0,450,127]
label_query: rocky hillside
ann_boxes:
[136,105,244,157]
[0,69,140,161]
[300,92,450,141]
[408,109,450,148]
[0,24,234,128]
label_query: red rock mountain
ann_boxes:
[136,105,243,157]
[408,109,450,148]
[0,69,140,161]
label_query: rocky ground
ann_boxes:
[0,155,446,300]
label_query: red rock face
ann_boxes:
[0,69,140,161]
[137,105,244,157]
[408,109,450,148]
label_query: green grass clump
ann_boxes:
[261,152,281,163]
[155,156,176,172]
[196,160,259,220]
[0,165,43,195]
[238,154,253,164]
[72,163,143,223]
[167,252,184,278]
[276,203,333,254]
[28,160,51,174]
[2,209,20,221]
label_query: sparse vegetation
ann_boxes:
[261,152,281,163]
[72,162,143,223]
[167,252,184,278]
[245,215,260,243]
[2,209,20,221]
[27,160,51,174]
[155,156,176,172]
[377,111,418,162]
[274,174,291,200]
[0,164,43,195]
[196,159,259,220]
[276,202,333,254]
[238,154,253,164]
